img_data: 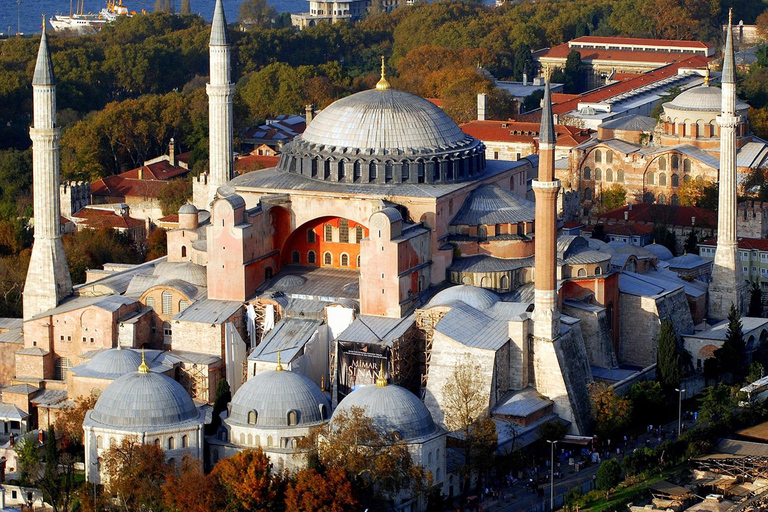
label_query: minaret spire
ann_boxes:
[709,9,746,320]
[23,21,73,320]
[531,77,560,340]
[205,0,234,207]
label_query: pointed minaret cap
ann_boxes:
[33,15,55,86]
[376,56,390,91]
[539,78,555,146]
[138,348,149,374]
[276,349,283,371]
[210,0,229,46]
[376,360,387,387]
[722,8,735,84]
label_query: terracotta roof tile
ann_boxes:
[460,120,591,146]
[598,203,716,229]
[72,209,144,230]
[234,154,280,172]
[568,36,713,50]
[700,237,768,251]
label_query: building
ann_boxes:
[700,237,768,294]
[240,115,307,152]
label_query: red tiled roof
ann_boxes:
[72,208,144,229]
[176,152,191,165]
[158,214,179,223]
[234,154,280,173]
[91,159,189,200]
[569,36,712,50]
[700,237,768,251]
[562,221,585,229]
[121,160,189,181]
[460,120,591,147]
[597,203,716,229]
[603,224,654,236]
[426,98,443,108]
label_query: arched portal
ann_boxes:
[281,217,369,270]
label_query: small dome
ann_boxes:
[644,243,674,261]
[333,384,439,441]
[78,349,143,379]
[229,370,329,428]
[178,204,198,214]
[272,275,307,292]
[90,371,199,429]
[665,85,749,112]
[428,285,499,310]
[153,261,207,288]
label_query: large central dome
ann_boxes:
[301,89,468,150]
[277,88,486,185]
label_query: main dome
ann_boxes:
[88,371,199,429]
[332,384,439,441]
[277,88,486,185]
[665,85,749,112]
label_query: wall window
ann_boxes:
[671,155,679,170]
[54,357,71,381]
[606,151,613,163]
[658,157,666,170]
[369,162,377,181]
[288,411,298,426]
[671,174,679,188]
[647,172,655,185]
[179,300,189,311]
[353,162,361,182]
[248,411,257,424]
[308,251,316,264]
[181,246,186,258]
[341,253,349,267]
[323,252,332,265]
[324,224,333,242]
[683,158,691,173]
[339,219,349,243]
[97,436,103,449]
[584,188,592,201]
[658,173,667,187]
[182,435,188,448]
[402,162,410,181]
[357,255,361,267]
[605,169,613,182]
[355,225,363,244]
[146,296,155,310]
[162,291,172,315]
[595,168,602,181]
[595,149,602,163]
[168,437,175,450]
[292,250,300,263]
[307,229,316,243]
[583,166,591,180]
[617,169,624,182]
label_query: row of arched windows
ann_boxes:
[647,172,689,187]
[145,292,187,316]
[593,149,614,164]
[307,224,364,244]
[96,435,189,450]
[576,266,602,277]
[291,250,360,267]
[657,155,691,172]
[583,167,624,183]
[247,409,302,426]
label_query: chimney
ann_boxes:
[138,166,143,180]
[305,104,314,125]
[169,137,176,166]
[477,93,488,121]
[692,216,696,226]
[624,211,629,221]
[523,72,528,86]
[628,203,633,211]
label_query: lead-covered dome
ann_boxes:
[333,384,439,441]
[665,85,749,112]
[73,348,143,380]
[427,285,500,310]
[277,88,486,185]
[228,370,329,428]
[89,371,199,429]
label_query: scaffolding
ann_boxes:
[249,299,283,349]
[415,307,448,397]
[178,362,209,402]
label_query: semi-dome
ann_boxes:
[665,85,749,112]
[277,88,486,185]
[332,384,439,441]
[74,348,143,379]
[89,370,199,429]
[427,285,499,310]
[228,369,329,428]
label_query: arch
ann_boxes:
[109,437,116,448]
[154,438,161,447]
[385,161,393,183]
[340,253,349,267]
[605,168,613,182]
[324,223,333,242]
[248,410,257,424]
[355,225,364,244]
[307,228,316,243]
[671,194,679,206]
[617,169,624,182]
[658,172,666,186]
[181,246,186,258]
[684,174,691,183]
[578,268,586,277]
[657,193,667,204]
[583,166,591,180]
[248,433,253,445]
[671,154,679,170]
[480,276,490,288]
[401,162,410,182]
[288,410,298,426]
[291,250,300,264]
[356,254,361,267]
[337,160,345,181]
[162,291,172,315]
[606,151,613,163]
[594,149,602,163]
[595,168,602,181]
[683,158,691,173]
[353,161,361,182]
[311,158,318,177]
[307,251,316,264]
[500,275,509,290]
[324,159,331,180]
[54,357,71,381]
[594,266,602,275]
[267,436,273,447]
[658,157,666,170]
[323,251,332,265]
[181,435,188,448]
[671,174,679,188]
[647,172,655,185]
[369,162,377,182]
[255,435,261,446]
[168,437,175,450]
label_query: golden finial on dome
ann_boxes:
[376,360,387,387]
[138,348,149,374]
[376,56,390,91]
[728,7,732,26]
[704,64,710,86]
[276,349,283,371]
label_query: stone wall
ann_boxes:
[561,302,617,369]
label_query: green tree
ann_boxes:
[684,230,699,255]
[158,179,193,216]
[588,382,631,439]
[14,434,41,486]
[102,437,173,512]
[207,379,231,435]
[537,420,567,442]
[238,0,277,28]
[597,185,627,213]
[657,320,684,392]
[699,383,735,427]
[714,304,746,381]
[550,50,583,94]
[512,43,534,82]
[628,380,665,423]
[596,458,622,490]
[749,281,763,317]
[652,225,677,256]
[38,426,77,512]
[747,362,765,383]
[522,89,544,113]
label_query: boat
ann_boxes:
[49,0,143,33]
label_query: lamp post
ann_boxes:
[675,387,686,437]
[547,439,558,511]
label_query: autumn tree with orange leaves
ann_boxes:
[210,448,287,512]
[285,467,358,512]
[163,455,220,512]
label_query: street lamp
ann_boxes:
[675,387,686,437]
[547,439,558,511]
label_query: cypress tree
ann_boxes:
[715,304,746,381]
[657,320,683,392]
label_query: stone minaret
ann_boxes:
[24,21,73,320]
[709,9,747,320]
[206,0,234,206]
[531,79,561,341]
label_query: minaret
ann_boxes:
[206,0,234,206]
[531,79,561,340]
[709,9,747,320]
[23,19,73,321]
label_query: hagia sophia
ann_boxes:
[0,1,764,510]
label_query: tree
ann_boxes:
[211,448,285,512]
[628,380,665,423]
[657,320,684,393]
[14,434,41,486]
[522,89,544,113]
[512,43,534,82]
[747,362,765,384]
[207,379,231,435]
[54,392,99,449]
[146,228,168,261]
[596,458,622,490]
[62,228,142,284]
[102,436,172,512]
[749,281,763,317]
[285,467,358,512]
[588,382,631,439]
[158,179,193,216]
[163,455,219,512]
[684,230,699,255]
[714,304,746,381]
[238,0,277,28]
[37,426,77,512]
[537,420,567,442]
[652,225,677,256]
[699,383,735,427]
[597,185,627,213]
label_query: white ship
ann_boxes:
[49,0,142,33]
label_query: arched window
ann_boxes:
[594,149,602,163]
[671,174,679,188]
[154,438,161,447]
[353,162,361,182]
[324,160,331,179]
[324,224,333,242]
[248,410,257,424]
[337,161,345,181]
[341,253,349,267]
[179,300,189,311]
[417,161,425,183]
[605,169,613,181]
[500,275,509,290]
[339,219,349,243]
[54,357,71,381]
[369,162,377,182]
[617,169,624,182]
[307,229,316,243]
[428,452,433,464]
[162,291,172,315]
[658,157,666,170]
[355,225,363,244]
[583,166,591,180]
[323,252,332,265]
[578,268,586,277]
[683,158,691,173]
[584,188,593,201]
[595,266,602,275]
[292,250,300,263]
[248,434,253,445]
[97,436,103,449]
[595,168,602,180]
[684,174,691,183]
[255,435,261,446]
[146,296,155,310]
[671,194,679,206]
[385,161,393,183]
[109,437,116,448]
[168,437,175,450]
[267,436,273,447]
[181,435,188,448]
[402,162,410,182]
[307,251,316,264]
[658,173,667,186]
[606,151,613,163]
[356,255,361,267]
[671,155,679,170]
[657,193,667,204]
[181,246,186,258]
[311,158,318,177]
[647,172,655,185]
[288,411,298,426]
